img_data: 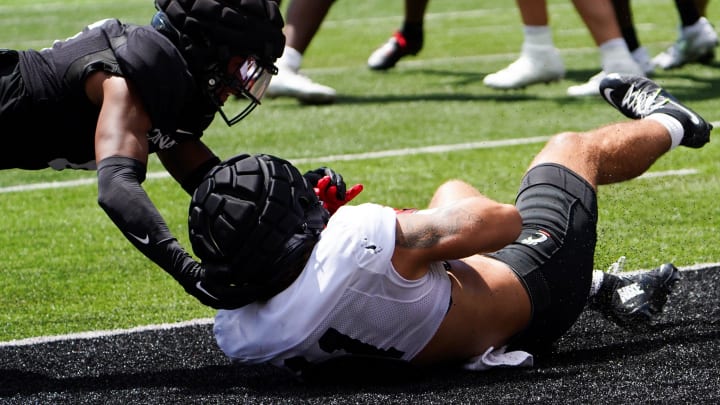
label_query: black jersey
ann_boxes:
[3,18,215,170]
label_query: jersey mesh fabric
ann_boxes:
[214,203,452,369]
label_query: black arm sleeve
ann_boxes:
[96,156,198,281]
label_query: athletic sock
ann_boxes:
[647,113,685,150]
[278,46,302,72]
[523,25,554,47]
[589,270,606,297]
[675,0,702,27]
[400,21,423,42]
[599,38,635,71]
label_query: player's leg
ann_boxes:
[652,0,718,69]
[367,0,429,70]
[483,0,566,90]
[427,180,482,209]
[266,0,337,104]
[611,0,654,75]
[283,0,332,54]
[529,74,711,189]
[527,120,670,190]
[566,0,645,97]
[532,75,709,330]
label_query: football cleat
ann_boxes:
[367,31,423,70]
[653,17,718,70]
[566,71,608,97]
[567,50,645,97]
[266,65,336,105]
[567,57,645,97]
[599,73,712,148]
[483,44,565,90]
[590,262,680,331]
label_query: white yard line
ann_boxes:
[2,127,715,194]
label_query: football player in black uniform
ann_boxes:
[0,0,291,309]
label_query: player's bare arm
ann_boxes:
[157,140,215,181]
[88,72,151,163]
[393,197,521,279]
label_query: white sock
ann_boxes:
[277,46,303,72]
[599,38,638,73]
[523,25,553,47]
[588,270,606,297]
[647,113,685,149]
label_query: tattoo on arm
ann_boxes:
[396,206,466,249]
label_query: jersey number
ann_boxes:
[284,328,404,374]
[318,328,404,358]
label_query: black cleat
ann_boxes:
[590,263,680,331]
[599,73,712,148]
[367,31,423,71]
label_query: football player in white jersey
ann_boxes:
[192,74,711,377]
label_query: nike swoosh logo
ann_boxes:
[128,232,150,245]
[602,88,620,109]
[671,102,701,125]
[520,231,548,246]
[196,281,219,301]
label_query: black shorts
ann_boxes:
[487,163,598,352]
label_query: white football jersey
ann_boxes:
[213,203,452,373]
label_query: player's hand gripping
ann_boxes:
[303,167,363,214]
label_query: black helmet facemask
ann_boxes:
[203,54,276,126]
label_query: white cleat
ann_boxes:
[266,65,336,105]
[567,71,608,97]
[483,45,565,90]
[653,17,718,70]
[567,59,645,97]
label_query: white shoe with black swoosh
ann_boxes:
[599,73,712,148]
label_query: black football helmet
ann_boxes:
[152,0,285,125]
[188,154,329,306]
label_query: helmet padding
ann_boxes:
[154,0,285,70]
[188,154,328,305]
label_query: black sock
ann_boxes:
[400,22,423,43]
[675,0,701,27]
[621,26,640,52]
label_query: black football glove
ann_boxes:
[303,167,363,215]
[175,259,258,309]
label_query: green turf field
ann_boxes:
[1,0,719,341]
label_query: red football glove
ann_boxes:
[314,175,364,214]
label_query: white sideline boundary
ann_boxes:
[1,263,717,348]
[0,318,214,348]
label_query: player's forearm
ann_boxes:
[96,156,196,276]
[440,197,521,256]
